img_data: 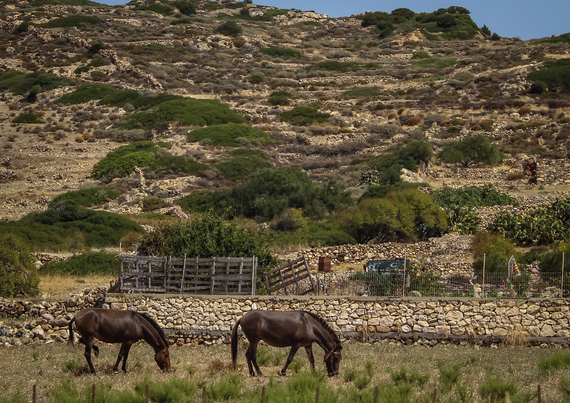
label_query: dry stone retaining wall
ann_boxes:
[2,292,569,347]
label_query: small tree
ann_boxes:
[0,234,39,297]
[438,135,504,167]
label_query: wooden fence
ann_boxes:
[120,255,258,295]
[264,256,315,295]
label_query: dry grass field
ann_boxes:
[0,337,569,402]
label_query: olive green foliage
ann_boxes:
[214,20,243,36]
[56,84,179,108]
[13,113,42,123]
[264,219,356,249]
[359,182,426,200]
[123,98,244,130]
[187,124,269,146]
[40,14,101,27]
[478,374,518,401]
[471,232,517,274]
[92,141,203,181]
[269,208,308,232]
[0,202,143,250]
[358,6,482,40]
[268,91,293,106]
[280,106,330,125]
[230,167,352,220]
[259,47,302,59]
[136,2,174,15]
[138,213,276,270]
[341,86,382,99]
[431,184,517,209]
[50,187,121,207]
[365,141,433,185]
[0,71,71,95]
[305,60,361,73]
[214,149,272,180]
[176,189,233,217]
[172,0,196,15]
[539,351,570,375]
[141,196,166,212]
[528,58,570,93]
[438,135,504,167]
[488,197,570,246]
[0,234,39,298]
[338,189,447,243]
[41,252,119,276]
[539,243,570,274]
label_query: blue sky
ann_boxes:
[96,0,570,41]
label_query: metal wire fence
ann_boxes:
[315,272,569,298]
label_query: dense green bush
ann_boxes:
[123,98,244,129]
[187,124,270,146]
[337,189,447,243]
[280,106,330,125]
[0,202,143,250]
[40,15,101,27]
[431,184,517,209]
[56,84,179,108]
[268,91,293,106]
[50,187,121,207]
[471,232,517,274]
[141,197,166,212]
[92,141,203,181]
[0,234,39,298]
[259,47,302,59]
[528,58,570,93]
[0,71,71,95]
[41,252,119,276]
[214,20,243,37]
[488,198,570,246]
[305,61,360,73]
[13,113,42,123]
[438,135,504,167]
[176,189,233,217]
[214,149,272,180]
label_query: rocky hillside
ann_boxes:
[1,0,569,229]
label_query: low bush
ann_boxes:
[0,71,71,95]
[268,91,293,106]
[187,124,270,146]
[56,84,179,108]
[259,47,302,59]
[39,15,101,28]
[214,21,243,37]
[141,197,166,212]
[41,252,119,276]
[528,58,570,93]
[0,234,39,298]
[50,187,121,207]
[214,149,272,180]
[280,106,330,125]
[431,184,517,209]
[13,113,42,123]
[438,135,504,167]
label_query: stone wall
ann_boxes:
[2,291,569,348]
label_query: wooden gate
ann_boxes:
[120,256,257,295]
[264,256,315,295]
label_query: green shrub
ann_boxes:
[40,15,101,28]
[471,232,517,274]
[305,60,360,73]
[176,189,234,217]
[438,135,504,167]
[50,187,121,207]
[280,106,330,125]
[123,98,244,129]
[259,47,302,59]
[48,379,142,403]
[141,197,165,212]
[431,184,517,209]
[0,71,70,95]
[478,374,518,400]
[0,234,39,298]
[0,202,143,250]
[341,86,382,98]
[539,351,570,375]
[214,148,272,180]
[134,377,198,402]
[136,2,174,15]
[13,113,42,123]
[214,20,243,37]
[268,91,292,106]
[528,58,570,93]
[56,84,180,108]
[249,73,264,84]
[187,124,269,146]
[41,252,119,276]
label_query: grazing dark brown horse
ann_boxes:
[231,310,342,377]
[68,308,171,374]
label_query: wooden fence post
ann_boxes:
[202,386,206,403]
[538,384,541,403]
[373,386,378,403]
[91,383,96,403]
[145,384,149,403]
[431,387,437,403]
[490,388,496,403]
[315,386,319,403]
[260,386,265,403]
[32,384,36,403]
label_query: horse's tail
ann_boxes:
[231,318,241,370]
[68,317,75,345]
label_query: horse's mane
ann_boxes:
[136,312,170,347]
[303,311,342,348]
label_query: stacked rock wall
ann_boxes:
[2,293,569,347]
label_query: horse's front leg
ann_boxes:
[305,345,315,370]
[281,345,300,376]
[113,342,133,373]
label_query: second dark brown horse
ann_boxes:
[68,308,171,374]
[231,310,342,377]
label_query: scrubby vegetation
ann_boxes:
[50,187,121,207]
[40,252,119,276]
[0,71,71,95]
[0,234,39,298]
[187,124,270,146]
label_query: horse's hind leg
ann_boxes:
[281,345,300,376]
[113,342,133,373]
[82,336,97,374]
[92,345,99,357]
[245,340,262,376]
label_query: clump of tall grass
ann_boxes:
[539,351,570,375]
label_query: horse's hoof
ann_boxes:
[280,372,287,377]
